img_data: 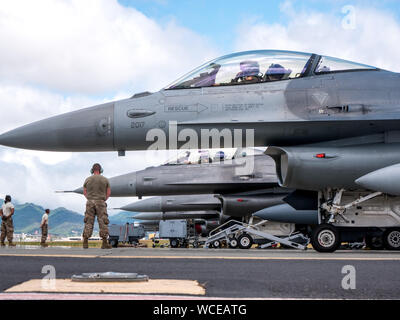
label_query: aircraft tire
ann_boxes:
[311,224,341,253]
[238,234,253,249]
[383,228,400,250]
[365,235,384,250]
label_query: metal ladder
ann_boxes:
[204,220,308,250]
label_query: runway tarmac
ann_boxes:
[0,246,399,299]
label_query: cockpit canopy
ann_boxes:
[163,148,266,166]
[165,50,377,90]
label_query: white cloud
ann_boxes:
[0,0,218,214]
[0,84,106,131]
[0,147,176,213]
[0,0,218,94]
[234,4,400,72]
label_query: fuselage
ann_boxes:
[1,50,399,152]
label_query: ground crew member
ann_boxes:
[0,195,16,247]
[82,163,112,249]
[40,209,50,247]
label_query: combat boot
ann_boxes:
[1,242,5,247]
[83,237,89,249]
[8,242,16,247]
[41,243,48,248]
[101,238,112,249]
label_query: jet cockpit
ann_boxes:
[166,50,377,89]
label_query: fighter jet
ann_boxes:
[1,49,398,153]
[3,49,400,252]
[70,149,284,198]
[67,150,292,221]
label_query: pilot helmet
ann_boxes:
[266,64,291,81]
[214,150,225,161]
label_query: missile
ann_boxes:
[252,203,318,225]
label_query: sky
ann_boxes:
[0,0,399,214]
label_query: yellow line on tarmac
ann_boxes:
[1,253,400,261]
[0,253,98,259]
[103,255,400,261]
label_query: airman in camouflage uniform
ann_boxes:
[40,209,50,247]
[82,163,112,249]
[0,195,16,247]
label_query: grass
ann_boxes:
[15,239,170,248]
[16,241,102,248]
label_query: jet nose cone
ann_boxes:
[0,102,115,151]
[74,187,84,195]
[109,172,137,197]
[120,197,162,212]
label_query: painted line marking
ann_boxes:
[0,253,400,261]
[0,293,337,300]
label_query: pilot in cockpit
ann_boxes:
[316,65,331,73]
[265,63,292,81]
[195,63,221,87]
[213,150,225,162]
[232,60,262,84]
[177,151,191,164]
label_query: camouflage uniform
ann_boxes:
[83,200,110,238]
[1,201,14,245]
[82,175,110,239]
[41,224,48,245]
[1,217,14,244]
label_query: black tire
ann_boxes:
[365,235,384,250]
[311,224,341,253]
[238,234,253,249]
[109,239,118,248]
[170,239,179,248]
[212,240,221,248]
[383,228,400,250]
[228,237,238,249]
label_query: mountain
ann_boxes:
[11,203,89,236]
[0,200,138,236]
[109,211,138,224]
